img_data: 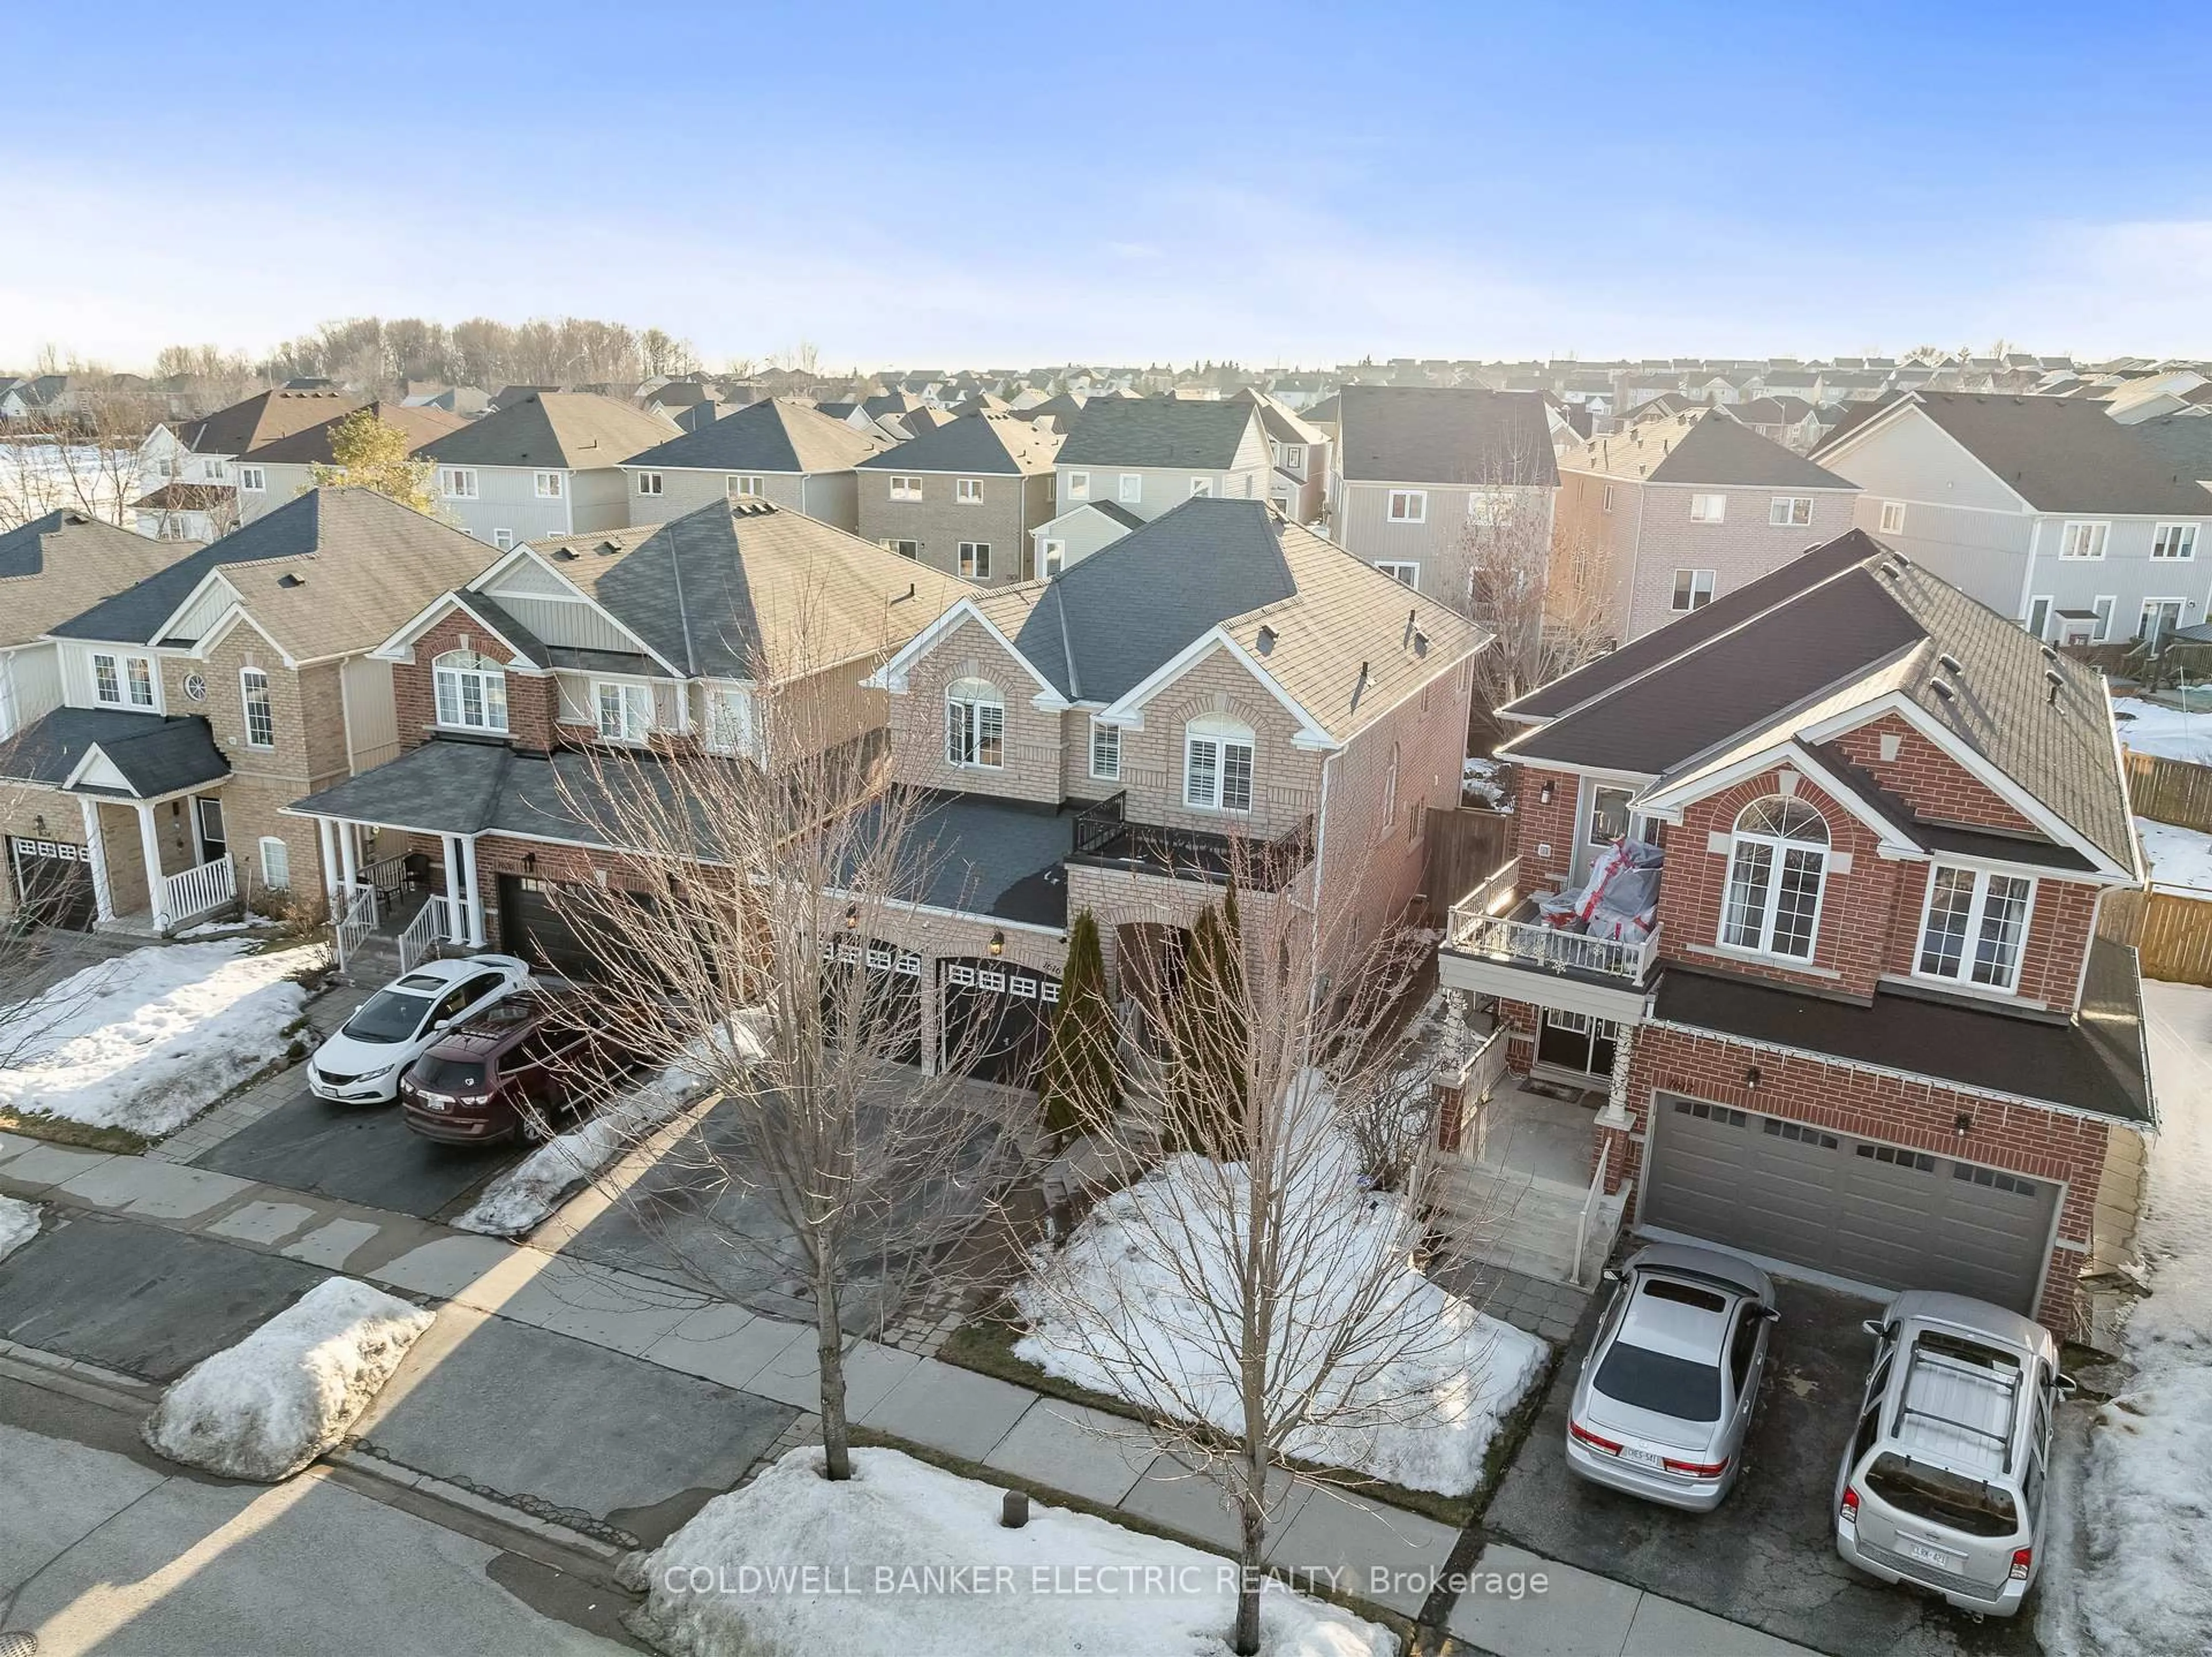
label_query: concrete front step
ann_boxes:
[1430,1160,1625,1288]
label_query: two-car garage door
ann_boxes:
[1643,1095,2061,1315]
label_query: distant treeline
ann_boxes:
[244,315,702,391]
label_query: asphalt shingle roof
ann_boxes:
[1054,398,1259,470]
[1335,385,1558,486]
[416,392,677,471]
[238,401,467,464]
[0,512,200,647]
[181,389,360,457]
[619,396,888,475]
[0,706,228,798]
[1565,408,1855,489]
[855,411,1061,476]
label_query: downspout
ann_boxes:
[2017,517,2046,631]
[1300,747,1336,1073]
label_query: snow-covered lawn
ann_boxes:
[2041,981,2212,1655]
[636,1445,1395,1657]
[2135,816,2212,894]
[1013,1129,1547,1497]
[142,1277,434,1482]
[0,1194,38,1262]
[0,940,310,1138]
[2114,696,2212,765]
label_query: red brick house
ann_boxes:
[1440,529,2153,1337]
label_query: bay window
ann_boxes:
[1184,714,1255,812]
[433,649,509,733]
[1915,865,2033,991]
[595,681,653,743]
[1719,796,1828,959]
[945,678,1003,768]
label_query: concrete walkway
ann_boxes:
[1447,1543,1822,1656]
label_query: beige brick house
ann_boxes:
[855,411,1061,585]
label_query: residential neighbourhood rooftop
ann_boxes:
[619,394,889,475]
[1564,407,1855,488]
[1335,385,1559,485]
[855,410,1062,475]
[1053,396,1257,470]
[415,390,677,471]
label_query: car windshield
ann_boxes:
[343,989,435,1043]
[414,1057,488,1093]
[1593,1341,1724,1422]
[1866,1452,2020,1538]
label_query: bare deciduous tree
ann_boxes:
[0,381,168,532]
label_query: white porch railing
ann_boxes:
[397,896,449,973]
[160,854,236,926]
[1572,1135,1612,1289]
[1446,856,1662,983]
[359,854,409,899]
[333,883,377,970]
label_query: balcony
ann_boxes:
[1066,792,1315,892]
[1440,856,1662,1019]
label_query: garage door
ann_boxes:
[822,937,923,1068]
[497,873,656,981]
[11,836,95,930]
[1643,1095,2060,1314]
[940,958,1059,1088]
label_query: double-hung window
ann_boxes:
[956,478,984,504]
[1672,569,1716,612]
[2059,520,2108,559]
[236,466,267,494]
[595,682,653,743]
[440,467,478,500]
[1689,493,1727,523]
[1089,717,1120,781]
[2153,522,2199,561]
[92,652,155,708]
[1878,500,1906,535]
[433,649,508,733]
[1387,489,1426,523]
[240,667,275,748]
[634,472,663,497]
[1066,471,1090,500]
[1118,473,1142,504]
[1719,796,1828,960]
[1916,865,2033,992]
[1768,495,1812,527]
[1183,716,1255,812]
[535,471,564,498]
[958,542,991,580]
[945,679,1003,768]
[890,475,923,502]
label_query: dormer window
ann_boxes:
[92,652,156,709]
[433,649,509,733]
[945,678,1003,768]
[1720,796,1828,960]
[1184,714,1255,813]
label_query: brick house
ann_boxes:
[287,497,971,974]
[0,489,493,933]
[858,496,1486,1085]
[854,411,1062,585]
[1554,407,1860,641]
[616,396,890,532]
[1438,529,2153,1338]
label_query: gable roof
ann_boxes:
[2131,413,2212,485]
[855,411,1061,476]
[0,512,202,648]
[1817,392,2212,516]
[1336,385,1558,486]
[1563,408,1856,489]
[415,392,676,471]
[0,706,228,799]
[238,400,467,466]
[521,498,972,682]
[180,388,360,457]
[52,489,494,659]
[1054,397,1260,470]
[618,396,888,475]
[1498,529,2136,872]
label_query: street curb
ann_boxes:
[325,1447,625,1563]
[0,1337,161,1410]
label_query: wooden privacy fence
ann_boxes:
[1421,807,1512,922]
[2125,749,2212,835]
[2100,884,2212,986]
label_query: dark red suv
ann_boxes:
[398,994,641,1145]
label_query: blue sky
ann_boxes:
[3,1,2206,370]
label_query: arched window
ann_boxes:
[434,649,509,733]
[1184,713,1255,812]
[1720,796,1828,959]
[945,677,1003,769]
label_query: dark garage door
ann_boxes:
[940,958,1059,1088]
[11,835,95,930]
[1643,1094,2060,1314]
[823,937,924,1068]
[497,873,655,980]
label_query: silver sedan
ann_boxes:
[1564,1242,1779,1512]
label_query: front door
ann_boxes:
[1535,1009,1616,1077]
[195,797,227,860]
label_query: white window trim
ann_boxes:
[945,682,1005,769]
[1041,539,1066,578]
[1374,561,1421,587]
[1117,473,1142,504]
[1718,807,1828,962]
[431,650,509,735]
[1088,716,1121,781]
[2027,595,2054,640]
[890,475,924,502]
[956,478,984,504]
[2092,594,2116,642]
[2058,520,2109,560]
[1183,725,1255,814]
[727,474,765,498]
[634,471,664,497]
[240,666,276,748]
[493,528,514,550]
[2141,596,2188,644]
[1768,495,1812,527]
[257,835,290,890]
[1189,476,1214,498]
[1912,864,2035,994]
[882,538,918,559]
[1671,569,1717,612]
[958,542,991,580]
[1689,493,1728,524]
[2152,521,2199,561]
[1066,471,1090,500]
[534,470,565,499]
[236,466,267,494]
[440,467,478,500]
[1386,489,1427,524]
[1878,500,1906,535]
[593,680,654,744]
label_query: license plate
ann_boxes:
[419,1095,451,1113]
[1895,1536,1963,1571]
[1619,1446,1665,1471]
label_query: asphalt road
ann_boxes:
[193,1085,524,1220]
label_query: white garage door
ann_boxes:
[1643,1094,2060,1314]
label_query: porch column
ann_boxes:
[317,817,340,910]
[137,802,169,931]
[440,833,468,944]
[77,797,114,924]
[460,836,487,948]
[338,820,359,888]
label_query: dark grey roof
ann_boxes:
[2132,413,2212,484]
[1054,398,1259,470]
[897,791,1073,926]
[1653,960,2150,1126]
[0,706,228,799]
[416,392,676,471]
[1336,386,1558,486]
[1569,409,1854,489]
[619,396,885,475]
[855,412,1060,476]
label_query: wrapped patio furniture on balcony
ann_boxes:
[1535,839,1664,944]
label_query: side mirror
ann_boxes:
[2055,1373,2079,1397]
[1861,1318,1889,1340]
[1602,1268,1622,1284]
[1761,1305,1782,1323]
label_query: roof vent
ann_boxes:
[890,581,916,604]
[551,547,577,561]
[2040,644,2059,665]
[2044,667,2065,705]
[1255,624,1277,655]
[1412,629,1429,655]
[1930,678,1956,703]
[597,539,622,554]
[278,573,305,588]
[1937,652,1963,676]
[1878,560,1903,580]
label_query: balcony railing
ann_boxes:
[1445,856,1663,984]
[1069,792,1316,892]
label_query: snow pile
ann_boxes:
[635,1445,1395,1657]
[2135,816,2212,895]
[0,1194,39,1262]
[142,1277,434,1481]
[2041,982,2212,1655]
[1461,756,1511,812]
[1014,1102,1546,1496]
[0,941,309,1137]
[2114,697,2212,766]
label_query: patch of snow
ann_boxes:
[2040,982,2212,1655]
[0,941,310,1137]
[2134,816,2212,894]
[142,1277,434,1482]
[1461,755,1511,812]
[174,916,280,940]
[635,1444,1395,1657]
[0,1194,39,1262]
[2114,697,2212,766]
[1014,1116,1547,1497]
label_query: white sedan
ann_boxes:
[308,955,531,1104]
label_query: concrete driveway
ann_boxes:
[1483,1277,2043,1657]
[192,1083,525,1221]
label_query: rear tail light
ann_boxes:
[1569,1420,1623,1456]
[2009,1548,2032,1583]
[1840,1486,1860,1524]
[1662,1455,1730,1478]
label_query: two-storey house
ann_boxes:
[616,396,889,531]
[1554,408,1860,641]
[1814,391,2212,647]
[288,497,971,975]
[415,392,677,551]
[0,489,493,935]
[858,497,1486,1086]
[1046,399,1272,531]
[1228,388,1332,525]
[232,402,467,524]
[855,411,1062,584]
[1331,385,1559,607]
[1439,530,2152,1338]
[131,386,361,541]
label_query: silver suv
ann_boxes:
[1834,1290,2074,1617]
